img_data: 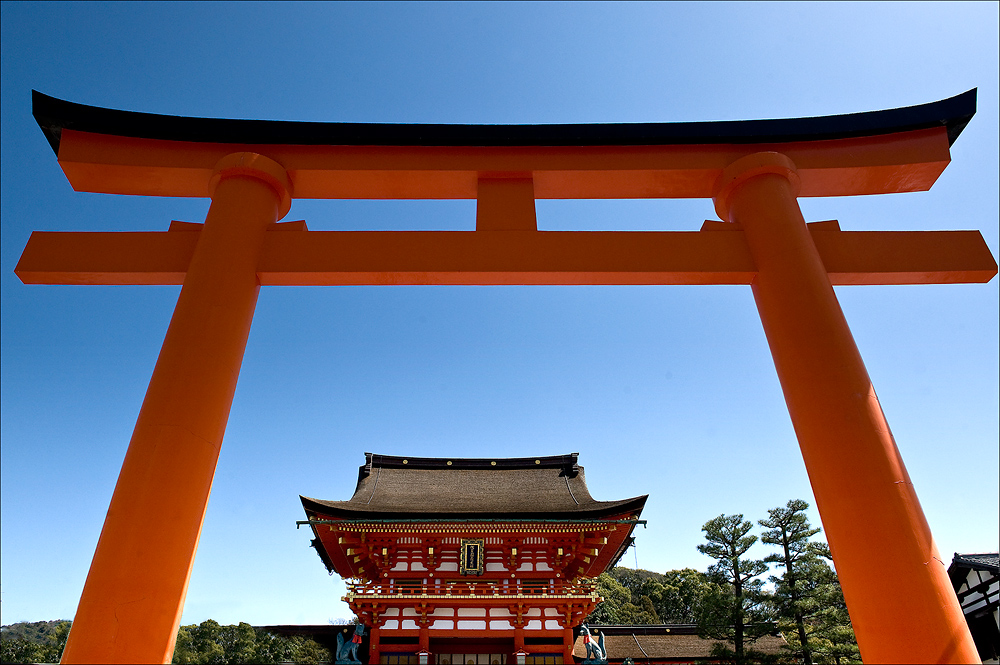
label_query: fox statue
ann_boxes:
[335,623,366,664]
[579,623,607,664]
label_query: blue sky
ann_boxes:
[1,2,997,627]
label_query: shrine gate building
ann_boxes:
[300,453,646,665]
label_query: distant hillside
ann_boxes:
[0,620,67,644]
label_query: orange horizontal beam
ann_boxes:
[15,224,997,287]
[56,126,951,200]
[807,223,999,285]
[257,228,757,286]
[15,230,200,285]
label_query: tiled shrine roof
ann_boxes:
[950,552,1000,573]
[572,625,788,661]
[301,453,646,520]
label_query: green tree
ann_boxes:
[605,568,664,603]
[250,627,295,664]
[586,572,658,624]
[758,502,860,664]
[288,635,330,664]
[1,620,66,644]
[45,620,71,661]
[759,499,822,664]
[1,636,44,664]
[1,620,70,664]
[1,618,331,665]
[590,567,726,626]
[172,624,197,663]
[653,568,725,624]
[605,568,662,622]
[191,619,226,663]
[215,623,258,663]
[697,514,774,664]
[171,620,332,664]
[806,556,860,665]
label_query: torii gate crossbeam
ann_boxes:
[18,90,997,664]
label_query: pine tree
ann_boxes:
[759,500,860,664]
[759,499,821,664]
[697,514,774,664]
[808,553,861,664]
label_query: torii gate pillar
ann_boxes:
[715,152,976,663]
[59,154,291,664]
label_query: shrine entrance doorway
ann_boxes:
[431,639,516,665]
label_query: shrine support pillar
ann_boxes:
[369,626,381,665]
[419,626,429,654]
[562,627,574,664]
[514,626,525,655]
[60,153,291,664]
[713,153,978,664]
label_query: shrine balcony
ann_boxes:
[345,579,600,601]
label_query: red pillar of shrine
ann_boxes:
[60,153,291,664]
[714,152,979,664]
[370,626,381,665]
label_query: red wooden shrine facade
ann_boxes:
[301,454,645,664]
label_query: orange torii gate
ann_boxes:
[18,90,996,664]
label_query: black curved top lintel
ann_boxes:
[32,89,976,157]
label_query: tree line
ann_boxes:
[0,620,70,664]
[0,619,330,664]
[587,499,860,664]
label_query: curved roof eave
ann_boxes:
[32,89,976,156]
[299,494,648,522]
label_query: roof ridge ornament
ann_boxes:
[362,452,580,471]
